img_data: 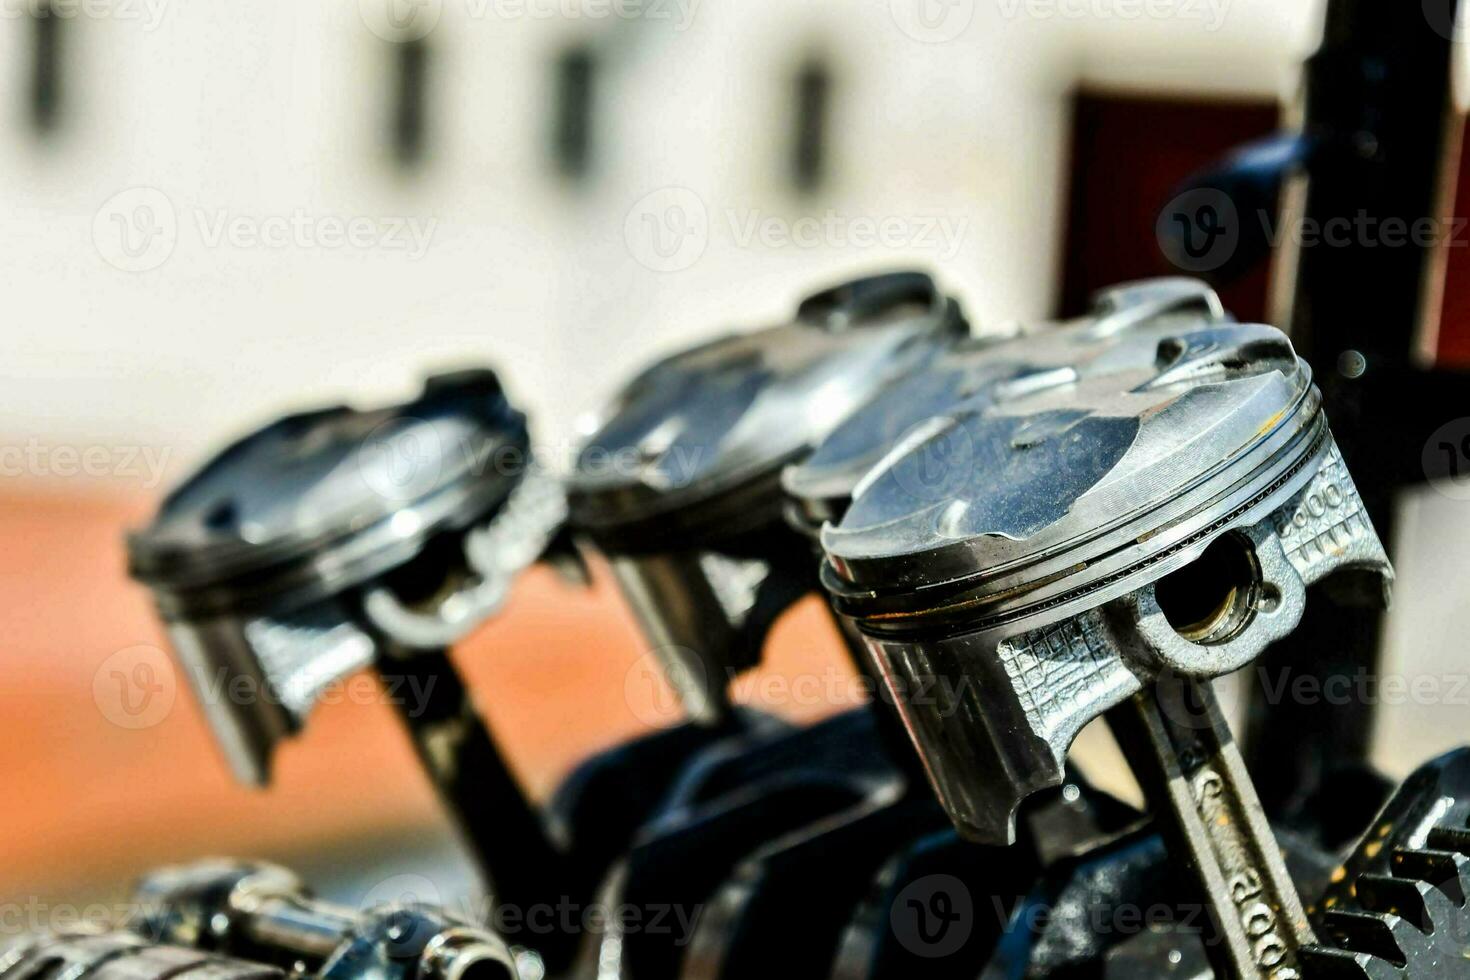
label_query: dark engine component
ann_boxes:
[47,270,1455,980]
[565,269,968,725]
[1301,748,1470,977]
[560,271,972,979]
[1,861,518,980]
[817,278,1392,977]
[123,372,583,968]
[0,936,282,980]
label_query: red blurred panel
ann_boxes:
[1056,89,1279,322]
[1434,116,1470,367]
[1059,89,1470,366]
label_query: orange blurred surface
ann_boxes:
[0,483,857,902]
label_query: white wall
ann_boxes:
[0,0,1321,475]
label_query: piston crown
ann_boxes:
[566,271,967,550]
[821,280,1322,628]
[128,369,528,613]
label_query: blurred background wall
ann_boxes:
[1,0,1466,924]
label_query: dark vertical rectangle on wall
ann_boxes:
[392,38,431,170]
[791,57,832,194]
[1056,90,1279,322]
[1433,116,1470,368]
[30,4,63,134]
[552,45,597,181]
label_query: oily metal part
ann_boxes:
[808,281,1399,979]
[0,934,283,980]
[2,860,521,980]
[565,271,967,548]
[123,372,573,958]
[1109,677,1314,979]
[1300,747,1470,977]
[822,316,1322,601]
[854,427,1390,848]
[783,277,1225,535]
[565,272,968,723]
[130,860,520,980]
[129,370,529,615]
[126,371,551,785]
[817,285,1393,846]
